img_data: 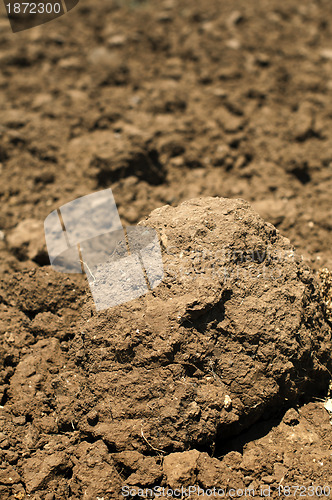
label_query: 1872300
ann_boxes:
[5,2,62,14]
[4,0,79,32]
[278,485,330,497]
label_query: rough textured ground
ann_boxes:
[0,0,332,498]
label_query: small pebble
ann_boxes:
[87,410,99,426]
[224,394,232,410]
[283,408,299,426]
[12,416,26,426]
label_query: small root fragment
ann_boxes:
[318,267,332,322]
[140,422,165,455]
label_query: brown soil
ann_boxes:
[0,0,332,499]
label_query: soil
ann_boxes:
[0,0,332,499]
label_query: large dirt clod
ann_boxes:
[71,197,332,452]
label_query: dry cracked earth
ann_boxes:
[0,0,332,498]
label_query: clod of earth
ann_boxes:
[63,196,331,453]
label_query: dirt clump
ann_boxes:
[71,197,331,455]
